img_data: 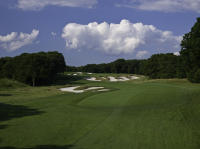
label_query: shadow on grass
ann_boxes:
[0,145,74,149]
[0,103,44,144]
[0,124,8,129]
[53,74,86,85]
[0,94,12,97]
[0,102,43,122]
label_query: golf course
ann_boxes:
[1,1,200,148]
[0,73,200,149]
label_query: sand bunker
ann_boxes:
[98,89,110,92]
[130,76,139,79]
[86,76,140,82]
[86,77,101,81]
[85,87,104,91]
[119,77,130,81]
[60,86,106,93]
[108,76,130,82]
[60,86,84,93]
[108,76,119,82]
[108,76,139,82]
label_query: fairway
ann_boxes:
[0,76,200,149]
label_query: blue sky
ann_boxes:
[0,0,199,66]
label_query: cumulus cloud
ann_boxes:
[0,32,17,42]
[173,51,180,56]
[62,19,182,55]
[116,0,200,13]
[51,32,57,36]
[17,0,97,10]
[0,29,39,51]
[136,50,149,58]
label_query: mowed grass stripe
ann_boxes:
[73,81,199,149]
[0,79,200,149]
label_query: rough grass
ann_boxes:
[0,78,27,90]
[0,74,200,149]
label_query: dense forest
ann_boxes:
[0,18,200,85]
[66,53,186,79]
[0,51,66,86]
[180,18,200,83]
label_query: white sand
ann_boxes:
[98,89,110,92]
[130,76,139,79]
[119,77,130,81]
[108,76,139,82]
[59,86,84,93]
[108,76,118,82]
[85,87,104,91]
[87,73,93,74]
[108,76,129,82]
[60,86,105,93]
[86,77,101,81]
[73,74,139,83]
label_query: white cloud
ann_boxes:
[136,50,149,58]
[62,19,182,55]
[116,0,200,13]
[0,32,17,42]
[0,29,39,51]
[173,51,180,56]
[17,0,97,10]
[51,32,57,36]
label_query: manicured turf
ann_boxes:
[0,75,200,149]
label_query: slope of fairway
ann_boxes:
[0,78,200,149]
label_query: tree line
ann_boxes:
[0,18,200,84]
[0,51,66,86]
[67,53,185,79]
[67,18,200,83]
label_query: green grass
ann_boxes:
[0,74,200,149]
[0,78,27,90]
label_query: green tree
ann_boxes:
[0,51,66,86]
[180,17,200,82]
[144,53,178,79]
[0,57,13,78]
[111,59,126,73]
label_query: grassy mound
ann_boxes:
[0,78,27,89]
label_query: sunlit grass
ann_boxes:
[0,74,200,149]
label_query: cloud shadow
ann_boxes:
[0,145,74,149]
[0,102,44,123]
